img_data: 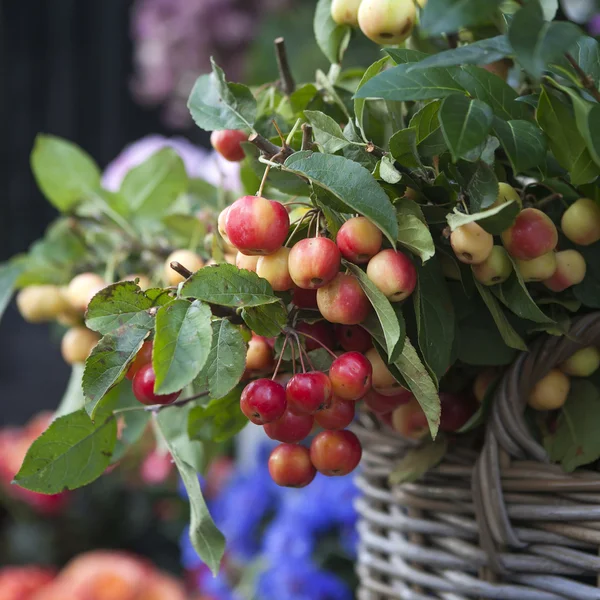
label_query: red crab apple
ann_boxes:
[310,430,362,476]
[330,0,363,26]
[527,369,570,411]
[471,246,512,286]
[245,335,274,372]
[561,198,600,246]
[286,372,333,414]
[132,364,181,406]
[126,340,153,380]
[515,252,557,282]
[236,252,259,272]
[296,321,336,352]
[315,398,356,430]
[240,379,286,424]
[264,409,314,443]
[560,347,600,377]
[225,196,290,255]
[501,208,558,261]
[450,222,494,265]
[367,249,417,302]
[336,324,372,352]
[317,273,371,325]
[358,0,416,45]
[256,247,293,291]
[288,238,341,289]
[363,388,412,414]
[329,352,372,400]
[292,287,318,309]
[210,129,247,162]
[268,444,316,488]
[365,347,403,395]
[391,396,429,440]
[543,250,586,292]
[439,393,477,433]
[336,217,382,264]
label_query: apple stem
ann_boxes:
[534,192,566,209]
[257,164,271,197]
[145,390,210,414]
[301,344,316,372]
[286,209,318,247]
[295,329,338,360]
[291,333,307,373]
[274,37,296,96]
[315,212,321,237]
[271,334,289,381]
[170,261,193,280]
[290,339,297,375]
[272,120,287,148]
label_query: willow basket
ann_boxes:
[354,313,600,600]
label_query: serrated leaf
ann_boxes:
[0,261,24,323]
[493,118,547,173]
[396,199,435,263]
[355,57,390,140]
[459,160,499,211]
[181,264,280,307]
[447,201,518,235]
[385,49,429,65]
[462,135,500,165]
[153,300,212,395]
[242,302,288,337]
[551,36,600,88]
[188,387,246,444]
[30,135,101,212]
[420,0,502,35]
[304,110,350,154]
[55,364,86,418]
[389,128,421,168]
[14,407,116,493]
[284,152,398,246]
[389,437,448,485]
[377,156,402,184]
[409,101,447,157]
[314,0,351,64]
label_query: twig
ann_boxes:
[365,142,386,159]
[170,261,193,280]
[274,37,296,96]
[248,133,294,163]
[301,124,314,151]
[146,390,210,413]
[272,120,287,146]
[565,53,600,103]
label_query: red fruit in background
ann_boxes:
[391,397,429,440]
[366,249,417,302]
[264,409,314,443]
[543,249,587,292]
[245,335,274,372]
[296,320,336,352]
[288,237,341,289]
[336,217,383,264]
[292,287,319,309]
[315,398,355,430]
[126,340,153,380]
[286,372,333,414]
[240,379,287,424]
[329,352,372,400]
[132,364,181,406]
[0,566,56,600]
[317,273,371,325]
[365,347,403,395]
[364,388,412,414]
[501,208,558,260]
[439,392,478,432]
[210,129,247,162]
[310,430,362,476]
[225,196,290,255]
[268,444,316,488]
[335,324,372,352]
[204,457,235,499]
[140,450,173,485]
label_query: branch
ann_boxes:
[301,124,315,151]
[365,142,387,159]
[274,37,296,96]
[170,261,192,280]
[565,53,600,103]
[248,132,294,163]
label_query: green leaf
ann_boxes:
[314,0,351,64]
[355,57,390,140]
[493,118,548,173]
[30,135,101,212]
[389,437,448,485]
[447,201,519,235]
[304,110,350,154]
[377,156,402,184]
[0,261,25,323]
[343,261,403,360]
[153,300,212,395]
[420,0,502,35]
[181,264,280,308]
[55,365,86,418]
[396,199,435,263]
[284,152,398,246]
[462,135,500,165]
[414,258,455,380]
[385,49,429,64]
[389,128,421,168]
[409,101,447,157]
[242,302,288,337]
[163,214,207,249]
[459,160,499,211]
[552,36,600,88]
[439,94,494,161]
[83,325,150,417]
[14,407,116,493]
[195,320,247,400]
[188,59,256,132]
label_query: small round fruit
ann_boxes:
[236,252,259,272]
[560,347,600,377]
[451,222,494,265]
[336,217,383,264]
[310,430,362,476]
[132,363,181,406]
[365,347,402,395]
[296,321,336,353]
[164,250,204,285]
[315,399,356,430]
[367,249,417,302]
[331,0,363,26]
[16,285,69,323]
[471,246,512,286]
[329,352,372,400]
[268,444,316,488]
[256,247,293,291]
[561,198,600,246]
[336,324,373,352]
[225,196,290,256]
[286,372,333,414]
[482,59,512,81]
[515,252,557,282]
[317,273,371,325]
[492,182,522,209]
[66,273,106,312]
[527,369,570,411]
[264,409,314,443]
[126,340,153,380]
[364,389,412,414]
[501,208,558,261]
[218,207,232,245]
[61,327,100,364]
[245,335,274,372]
[288,238,341,289]
[473,368,498,403]
[543,250,586,292]
[210,130,247,162]
[292,287,318,309]
[439,392,477,433]
[240,379,287,424]
[358,0,416,45]
[391,397,429,440]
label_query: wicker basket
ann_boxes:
[354,313,600,600]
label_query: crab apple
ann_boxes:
[317,273,371,325]
[560,347,600,377]
[264,409,314,443]
[501,208,558,261]
[528,369,570,411]
[310,430,362,476]
[16,285,69,323]
[358,0,416,45]
[365,347,402,395]
[126,340,153,380]
[286,372,333,414]
[296,320,336,352]
[364,388,412,414]
[225,196,290,255]
[543,250,586,292]
[210,129,247,162]
[245,335,274,372]
[331,0,362,26]
[329,352,373,400]
[473,368,498,403]
[471,246,513,286]
[132,364,181,406]
[268,444,316,488]
[391,397,429,440]
[292,287,318,309]
[367,249,417,302]
[561,198,600,246]
[482,59,512,82]
[218,207,232,244]
[256,247,294,291]
[236,252,259,272]
[66,272,106,312]
[240,379,286,424]
[492,182,522,208]
[336,217,383,264]
[439,392,477,433]
[164,250,204,285]
[61,327,100,364]
[450,222,494,265]
[515,251,557,282]
[288,237,341,289]
[336,324,373,352]
[315,398,356,430]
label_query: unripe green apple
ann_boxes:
[61,327,100,365]
[471,246,512,286]
[491,182,522,209]
[450,222,494,265]
[16,285,70,323]
[515,252,557,282]
[358,0,416,45]
[560,347,600,377]
[527,369,570,411]
[543,250,586,292]
[331,0,363,26]
[561,198,600,246]
[66,273,106,313]
[164,250,204,286]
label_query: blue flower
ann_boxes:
[262,517,315,561]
